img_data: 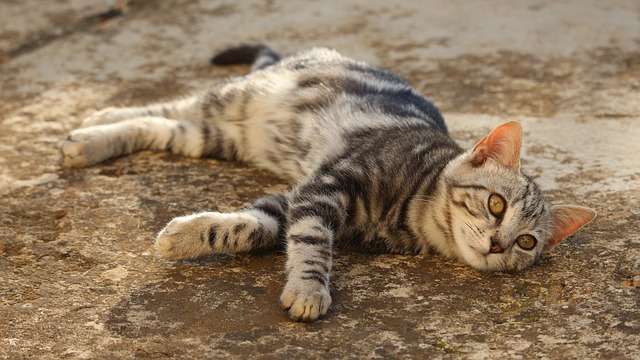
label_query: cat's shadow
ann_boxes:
[104,250,536,340]
[105,253,293,339]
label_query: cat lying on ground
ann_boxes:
[62,44,596,321]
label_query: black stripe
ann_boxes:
[297,70,446,132]
[434,214,450,241]
[206,90,225,114]
[289,201,342,233]
[162,105,170,118]
[529,202,546,220]
[514,181,533,204]
[238,89,251,121]
[293,96,332,114]
[345,63,407,84]
[303,269,327,278]
[316,248,332,260]
[451,183,490,192]
[201,123,211,155]
[253,199,286,226]
[207,226,217,247]
[165,128,175,152]
[444,203,453,240]
[398,151,453,229]
[205,124,225,159]
[221,232,229,247]
[303,259,330,273]
[397,179,428,230]
[296,177,343,197]
[246,229,266,249]
[223,139,239,160]
[232,223,247,235]
[452,199,480,217]
[297,76,323,88]
[346,195,359,225]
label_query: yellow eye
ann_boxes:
[516,234,537,250]
[488,194,506,217]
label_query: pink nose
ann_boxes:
[490,240,504,254]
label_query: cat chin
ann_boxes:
[457,244,537,272]
[455,241,511,272]
[458,248,493,271]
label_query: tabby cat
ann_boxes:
[61,44,596,321]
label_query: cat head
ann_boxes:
[441,121,596,272]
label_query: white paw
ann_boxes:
[80,107,126,127]
[155,214,214,259]
[60,138,92,168]
[280,279,331,322]
[61,128,111,167]
[61,127,108,167]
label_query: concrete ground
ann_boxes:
[1,0,639,358]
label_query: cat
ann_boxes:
[61,44,596,322]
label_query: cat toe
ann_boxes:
[154,232,181,258]
[60,139,92,168]
[155,231,206,259]
[280,283,331,322]
[155,216,212,259]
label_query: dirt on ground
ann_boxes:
[1,0,639,358]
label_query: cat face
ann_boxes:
[445,158,551,271]
[441,122,596,272]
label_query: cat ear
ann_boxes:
[470,121,522,170]
[543,205,597,253]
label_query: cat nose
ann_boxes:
[489,239,504,254]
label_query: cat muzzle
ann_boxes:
[489,240,504,254]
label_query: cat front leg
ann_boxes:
[155,194,289,258]
[280,180,348,321]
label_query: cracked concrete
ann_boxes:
[1,0,639,358]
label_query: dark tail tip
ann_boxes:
[211,44,276,66]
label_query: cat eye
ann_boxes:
[488,194,506,217]
[516,234,537,250]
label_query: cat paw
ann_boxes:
[155,214,214,259]
[60,138,92,168]
[280,279,331,322]
[156,211,269,259]
[60,129,110,167]
[80,107,125,127]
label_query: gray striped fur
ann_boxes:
[61,45,596,322]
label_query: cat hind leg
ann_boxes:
[80,97,202,127]
[61,117,204,167]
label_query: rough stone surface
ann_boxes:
[1,0,639,358]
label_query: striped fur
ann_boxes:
[61,45,596,321]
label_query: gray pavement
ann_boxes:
[1,0,639,358]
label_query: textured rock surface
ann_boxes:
[1,0,639,358]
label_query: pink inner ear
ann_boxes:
[471,121,522,169]
[548,206,597,246]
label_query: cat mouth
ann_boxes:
[467,244,493,258]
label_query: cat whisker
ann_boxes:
[448,212,486,247]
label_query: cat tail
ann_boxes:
[211,44,281,71]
